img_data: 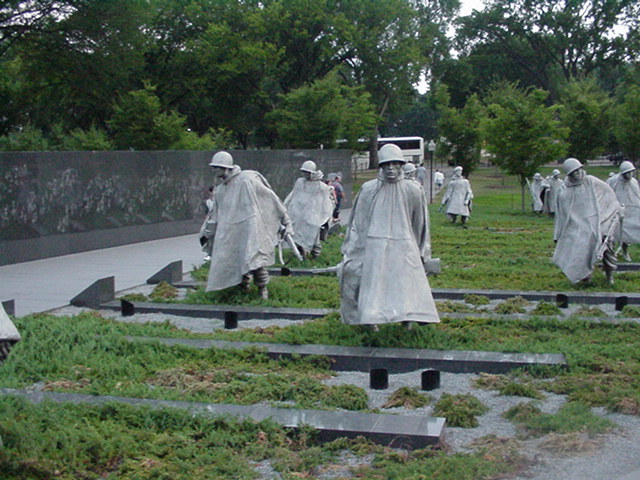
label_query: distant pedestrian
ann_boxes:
[434,169,444,192]
[330,174,344,221]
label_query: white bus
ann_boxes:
[378,136,424,164]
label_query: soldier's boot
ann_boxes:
[258,286,269,300]
[240,274,251,293]
[310,244,322,259]
[253,267,270,299]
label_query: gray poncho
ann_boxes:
[543,176,563,214]
[284,173,335,251]
[608,174,640,244]
[442,173,473,216]
[339,172,439,325]
[553,175,620,283]
[201,166,289,291]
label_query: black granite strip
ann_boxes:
[100,301,332,320]
[0,388,445,448]
[165,280,640,306]
[127,337,567,374]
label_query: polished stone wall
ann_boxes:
[0,149,351,265]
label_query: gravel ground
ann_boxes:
[46,283,640,480]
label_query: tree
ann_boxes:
[435,85,484,176]
[265,72,376,149]
[108,83,188,151]
[614,84,640,162]
[455,0,639,100]
[559,78,612,162]
[481,82,568,211]
[335,0,435,167]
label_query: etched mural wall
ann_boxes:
[0,150,351,265]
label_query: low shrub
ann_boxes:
[433,393,488,428]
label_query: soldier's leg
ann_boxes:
[310,243,322,259]
[602,242,618,285]
[447,213,457,223]
[622,243,632,262]
[252,267,270,299]
[240,273,252,292]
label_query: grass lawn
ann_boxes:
[2,163,639,480]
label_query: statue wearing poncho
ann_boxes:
[553,158,620,284]
[339,144,440,326]
[201,152,292,297]
[284,161,335,257]
[607,161,640,261]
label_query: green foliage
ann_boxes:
[382,387,430,409]
[571,306,607,318]
[463,294,490,306]
[321,384,369,411]
[108,83,187,150]
[149,281,179,301]
[267,72,376,149]
[0,396,306,479]
[619,305,640,318]
[614,84,640,161]
[498,381,544,399]
[182,275,340,309]
[0,124,50,151]
[504,401,615,437]
[531,301,561,316]
[435,86,483,175]
[433,393,488,428]
[60,125,114,151]
[119,293,148,302]
[494,297,530,314]
[559,78,612,161]
[481,82,568,209]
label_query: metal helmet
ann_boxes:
[453,166,463,175]
[552,169,560,177]
[209,151,234,168]
[562,158,583,175]
[300,160,317,173]
[620,161,636,175]
[378,143,406,165]
[533,172,542,180]
[402,162,416,174]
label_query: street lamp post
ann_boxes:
[427,140,436,204]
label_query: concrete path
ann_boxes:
[0,234,205,317]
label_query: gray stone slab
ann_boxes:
[1,299,15,317]
[617,263,640,272]
[432,288,640,306]
[128,337,566,374]
[102,301,332,320]
[147,261,183,285]
[70,276,115,309]
[0,388,444,448]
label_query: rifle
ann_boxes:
[596,211,621,261]
[277,226,303,263]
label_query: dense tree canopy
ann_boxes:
[0,0,638,164]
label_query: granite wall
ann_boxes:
[0,149,351,265]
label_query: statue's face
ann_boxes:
[381,161,403,181]
[568,168,585,182]
[623,171,634,181]
[211,166,229,180]
[302,171,313,180]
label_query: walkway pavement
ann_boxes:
[0,234,205,317]
[0,209,353,318]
